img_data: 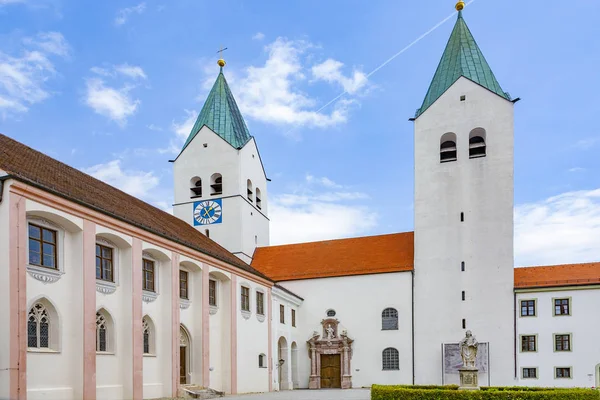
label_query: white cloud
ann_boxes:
[158,109,197,155]
[0,32,69,116]
[84,78,139,125]
[311,58,367,95]
[0,0,25,5]
[515,188,600,267]
[147,123,163,131]
[252,32,265,41]
[115,2,146,26]
[82,159,159,199]
[229,37,365,129]
[572,137,600,150]
[269,175,376,245]
[568,167,585,173]
[115,63,147,80]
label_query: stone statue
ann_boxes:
[459,330,478,368]
[326,324,335,339]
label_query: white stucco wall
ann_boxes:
[179,256,204,386]
[516,287,600,388]
[173,127,269,263]
[208,268,232,393]
[235,279,270,393]
[413,77,516,386]
[279,272,414,389]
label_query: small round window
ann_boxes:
[326,309,336,317]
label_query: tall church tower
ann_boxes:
[173,58,269,264]
[413,2,516,385]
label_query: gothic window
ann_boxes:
[382,308,399,330]
[210,173,223,195]
[96,310,113,352]
[256,188,262,209]
[142,316,154,354]
[241,286,250,312]
[28,223,57,269]
[382,348,399,370]
[256,291,264,315]
[190,177,202,198]
[209,279,217,306]
[179,270,189,300]
[469,128,486,158]
[142,259,155,292]
[28,303,50,348]
[440,132,457,163]
[96,244,114,282]
[247,179,253,202]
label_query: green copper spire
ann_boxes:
[415,10,511,117]
[182,65,252,151]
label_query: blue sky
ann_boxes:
[2,0,600,267]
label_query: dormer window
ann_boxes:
[247,179,253,202]
[469,128,486,158]
[210,173,222,195]
[190,177,202,198]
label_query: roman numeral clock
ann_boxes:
[193,199,223,226]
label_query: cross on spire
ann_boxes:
[217,46,228,68]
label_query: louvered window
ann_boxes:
[382,308,399,330]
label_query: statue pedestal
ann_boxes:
[458,368,480,390]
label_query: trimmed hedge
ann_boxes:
[371,385,600,400]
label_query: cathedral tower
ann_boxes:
[173,59,269,263]
[413,3,516,385]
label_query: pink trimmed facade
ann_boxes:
[0,181,274,400]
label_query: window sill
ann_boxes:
[241,310,252,320]
[382,369,400,371]
[180,298,191,310]
[27,264,63,284]
[143,353,157,358]
[142,290,158,303]
[211,193,223,196]
[209,305,218,315]
[96,351,115,356]
[256,313,266,323]
[259,366,268,369]
[469,154,486,159]
[190,195,203,199]
[96,280,117,295]
[382,328,399,331]
[28,348,60,354]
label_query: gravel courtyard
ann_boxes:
[225,388,371,400]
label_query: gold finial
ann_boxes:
[456,0,465,11]
[217,46,228,68]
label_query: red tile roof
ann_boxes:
[0,133,270,281]
[515,262,600,289]
[251,232,414,282]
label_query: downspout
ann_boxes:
[411,269,415,385]
[0,174,11,203]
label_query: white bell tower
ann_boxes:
[172,58,269,264]
[413,3,516,386]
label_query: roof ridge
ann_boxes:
[255,231,414,250]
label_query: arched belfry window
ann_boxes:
[28,302,50,348]
[190,177,202,198]
[382,348,400,370]
[469,128,486,158]
[440,132,457,163]
[247,179,253,202]
[256,188,262,210]
[210,173,223,195]
[382,308,398,330]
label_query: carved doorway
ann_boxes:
[180,348,187,384]
[320,354,341,388]
[180,325,191,384]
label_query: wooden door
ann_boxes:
[320,354,341,388]
[180,346,187,384]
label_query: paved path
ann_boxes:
[226,388,370,400]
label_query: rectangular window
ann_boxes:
[555,367,571,379]
[209,279,217,306]
[142,259,155,292]
[256,291,264,315]
[554,298,570,316]
[520,300,536,317]
[521,335,537,352]
[522,368,537,379]
[554,334,571,352]
[95,244,114,282]
[292,309,296,327]
[280,304,285,324]
[28,224,57,269]
[241,286,250,312]
[179,270,189,299]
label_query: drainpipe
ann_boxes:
[411,269,415,385]
[0,174,11,204]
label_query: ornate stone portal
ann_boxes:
[458,330,480,390]
[307,318,354,389]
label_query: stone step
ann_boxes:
[179,385,224,399]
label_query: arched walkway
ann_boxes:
[277,337,289,390]
[180,325,192,384]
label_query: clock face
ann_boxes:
[193,199,223,225]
